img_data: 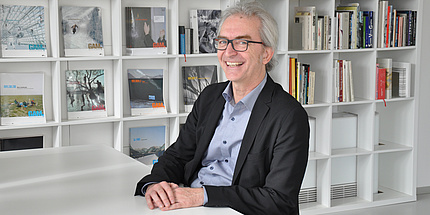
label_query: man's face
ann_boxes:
[217,14,273,87]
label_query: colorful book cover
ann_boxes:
[182,65,217,112]
[129,126,166,165]
[128,69,166,115]
[61,6,104,56]
[0,73,45,125]
[125,7,167,55]
[0,5,47,57]
[65,69,106,119]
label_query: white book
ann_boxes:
[189,10,199,54]
[392,61,411,97]
[0,73,46,125]
[61,6,104,56]
[0,5,47,57]
[65,69,107,119]
[348,60,355,102]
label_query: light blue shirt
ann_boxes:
[191,75,267,204]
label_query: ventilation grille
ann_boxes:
[331,182,357,200]
[299,187,317,204]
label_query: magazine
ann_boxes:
[125,7,167,55]
[0,5,47,57]
[0,72,45,125]
[65,69,106,119]
[61,6,104,56]
[129,126,166,165]
[128,69,166,115]
[182,65,217,112]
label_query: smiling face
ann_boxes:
[217,14,274,90]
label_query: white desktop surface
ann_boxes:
[0,145,241,215]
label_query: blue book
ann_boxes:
[179,26,185,54]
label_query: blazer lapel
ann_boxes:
[232,75,275,184]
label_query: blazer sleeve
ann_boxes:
[204,103,309,215]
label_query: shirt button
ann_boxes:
[225,159,229,163]
[231,117,235,121]
[223,140,227,144]
[210,166,214,170]
[200,181,204,185]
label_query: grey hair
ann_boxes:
[218,2,278,72]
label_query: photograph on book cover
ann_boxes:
[125,7,167,55]
[61,6,104,56]
[0,73,45,125]
[129,126,166,166]
[128,69,166,115]
[182,65,217,112]
[65,69,106,119]
[196,9,221,53]
[0,5,47,57]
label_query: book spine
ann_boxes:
[179,26,185,54]
[189,10,199,54]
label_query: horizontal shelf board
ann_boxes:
[122,113,179,121]
[331,196,370,208]
[374,141,413,153]
[299,202,328,212]
[59,56,120,61]
[178,112,190,118]
[0,57,57,63]
[0,121,60,130]
[333,48,375,53]
[331,148,372,157]
[122,54,177,60]
[376,46,416,52]
[178,53,217,58]
[373,186,415,202]
[303,101,331,108]
[288,50,332,55]
[308,151,329,160]
[60,116,121,126]
[375,97,414,104]
[332,97,374,106]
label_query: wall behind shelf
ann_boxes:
[417,0,430,189]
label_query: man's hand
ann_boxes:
[145,181,178,210]
[164,187,204,211]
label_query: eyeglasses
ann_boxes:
[213,38,264,52]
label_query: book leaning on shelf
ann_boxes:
[128,69,167,116]
[289,58,316,105]
[0,72,45,125]
[333,59,354,102]
[61,6,104,56]
[189,9,221,54]
[129,125,166,166]
[182,65,217,112]
[65,69,106,119]
[125,7,167,55]
[0,4,47,57]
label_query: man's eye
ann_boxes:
[238,40,247,45]
[218,40,227,44]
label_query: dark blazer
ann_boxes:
[135,75,309,215]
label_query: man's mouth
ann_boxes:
[226,62,243,67]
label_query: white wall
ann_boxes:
[417,0,430,188]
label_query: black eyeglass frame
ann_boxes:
[213,38,264,52]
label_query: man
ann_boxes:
[135,2,309,214]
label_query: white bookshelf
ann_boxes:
[0,0,421,214]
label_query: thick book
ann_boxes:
[377,58,393,99]
[65,69,106,119]
[182,65,217,112]
[179,26,185,54]
[61,6,104,56]
[189,9,221,54]
[392,61,411,97]
[129,126,166,166]
[0,73,45,125]
[294,6,317,50]
[128,69,166,115]
[125,7,167,55]
[376,64,386,100]
[0,5,47,57]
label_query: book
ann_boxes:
[0,72,45,125]
[65,69,106,119]
[289,57,297,98]
[0,5,47,57]
[125,7,167,55]
[336,3,360,49]
[61,6,104,56]
[294,6,317,50]
[392,61,411,97]
[182,65,217,112]
[179,26,185,54]
[377,58,393,99]
[129,126,166,165]
[0,135,43,151]
[189,9,221,54]
[376,64,386,100]
[363,11,374,48]
[128,69,166,115]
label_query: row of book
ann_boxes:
[377,1,417,48]
[376,58,411,100]
[334,3,374,49]
[289,58,316,105]
[0,65,217,125]
[334,60,355,102]
[293,7,332,51]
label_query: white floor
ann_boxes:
[330,193,430,215]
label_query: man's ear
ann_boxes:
[262,47,274,65]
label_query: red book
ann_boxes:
[377,67,386,99]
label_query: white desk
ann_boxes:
[0,145,241,215]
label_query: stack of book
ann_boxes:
[376,58,411,100]
[289,58,315,105]
[333,59,354,102]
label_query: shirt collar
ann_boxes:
[222,74,267,111]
